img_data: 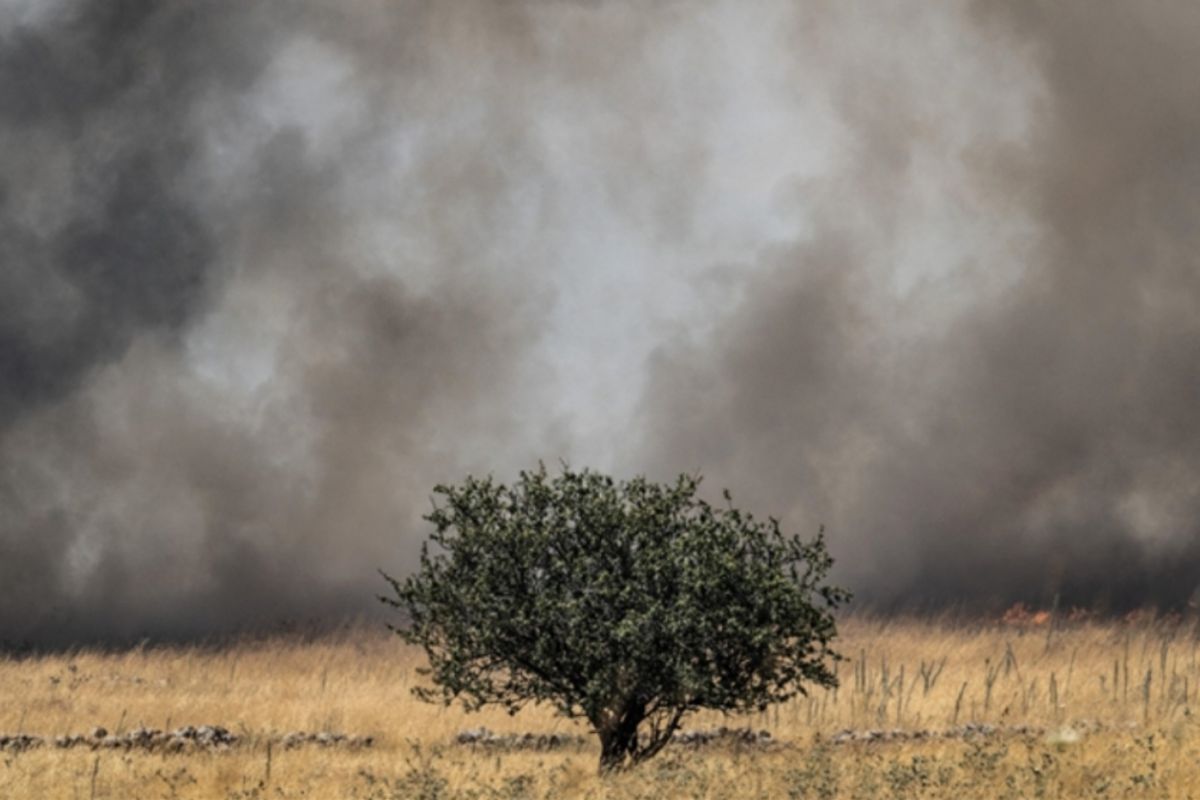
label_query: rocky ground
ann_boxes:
[0,725,375,753]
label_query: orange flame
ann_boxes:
[1000,603,1052,626]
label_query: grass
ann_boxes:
[4,613,1200,797]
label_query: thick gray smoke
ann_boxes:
[636,2,1200,613]
[0,0,564,644]
[1,1,1197,644]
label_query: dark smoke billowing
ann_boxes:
[1,1,1198,644]
[0,0,560,644]
[636,2,1200,613]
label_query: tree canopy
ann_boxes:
[381,465,849,771]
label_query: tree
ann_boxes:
[381,465,849,772]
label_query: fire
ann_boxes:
[1000,603,1052,626]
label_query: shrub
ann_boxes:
[382,465,848,772]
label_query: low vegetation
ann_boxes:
[383,466,846,771]
[6,614,1200,797]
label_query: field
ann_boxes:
[4,614,1200,798]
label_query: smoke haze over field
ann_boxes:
[637,3,1200,612]
[1,0,1198,643]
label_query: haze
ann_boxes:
[2,0,1198,645]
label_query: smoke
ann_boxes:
[635,1,1200,613]
[1,1,1197,644]
[0,0,561,644]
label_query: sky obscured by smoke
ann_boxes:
[1,0,1197,644]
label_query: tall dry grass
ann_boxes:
[3,614,1200,798]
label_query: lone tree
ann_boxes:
[381,465,848,772]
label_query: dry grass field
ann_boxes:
[5,613,1200,798]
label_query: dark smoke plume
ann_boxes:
[0,0,559,645]
[2,1,1198,645]
[636,1,1200,613]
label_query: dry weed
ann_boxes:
[4,615,1200,797]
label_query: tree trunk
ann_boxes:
[596,706,644,773]
[597,729,634,773]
